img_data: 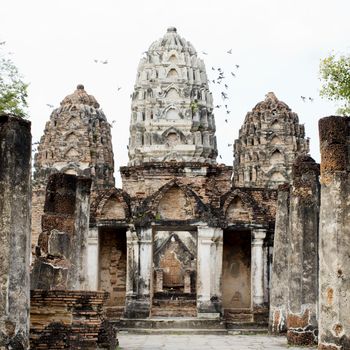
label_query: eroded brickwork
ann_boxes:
[30,290,116,350]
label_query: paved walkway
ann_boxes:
[117,334,316,350]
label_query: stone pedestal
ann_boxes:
[0,115,31,349]
[318,116,350,349]
[197,225,223,317]
[251,229,267,307]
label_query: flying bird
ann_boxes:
[309,97,314,102]
[46,104,54,108]
[225,119,228,123]
[235,64,240,68]
[101,60,108,64]
[221,92,228,100]
[211,67,215,70]
[225,84,228,89]
[117,87,122,91]
[301,96,306,102]
[202,51,208,55]
[0,41,6,45]
[231,72,236,77]
[227,49,232,54]
[228,144,232,147]
[215,105,221,108]
[226,110,231,114]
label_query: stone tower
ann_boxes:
[128,27,217,165]
[32,84,115,247]
[34,84,115,189]
[233,92,309,189]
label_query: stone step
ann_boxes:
[118,328,228,335]
[151,310,197,317]
[117,317,227,330]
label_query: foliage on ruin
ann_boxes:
[0,42,28,118]
[319,53,350,115]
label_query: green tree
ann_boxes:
[0,42,28,117]
[319,53,350,115]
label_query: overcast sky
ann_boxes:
[1,0,349,186]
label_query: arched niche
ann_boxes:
[226,196,251,222]
[270,135,282,145]
[165,107,180,120]
[65,132,79,144]
[169,54,177,63]
[65,147,80,159]
[167,68,179,79]
[271,119,281,130]
[100,196,126,220]
[270,149,284,164]
[166,88,180,100]
[270,171,286,182]
[157,186,194,220]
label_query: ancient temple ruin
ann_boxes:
[1,27,349,349]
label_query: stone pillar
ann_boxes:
[0,115,31,349]
[184,269,191,294]
[318,116,350,350]
[197,225,223,317]
[70,176,91,290]
[251,229,267,308]
[124,226,151,318]
[87,226,99,290]
[269,184,290,334]
[155,269,163,293]
[286,155,319,346]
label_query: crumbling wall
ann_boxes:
[30,290,117,350]
[31,173,91,290]
[0,115,31,349]
[286,155,320,346]
[318,116,350,350]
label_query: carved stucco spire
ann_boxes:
[128,27,218,165]
[233,92,310,189]
[60,84,100,108]
[34,85,115,189]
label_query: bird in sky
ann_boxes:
[226,110,231,114]
[101,60,108,64]
[212,67,215,70]
[228,144,232,147]
[202,51,208,55]
[218,68,222,72]
[215,105,221,108]
[225,104,228,109]
[235,64,240,68]
[309,97,314,102]
[117,87,122,91]
[227,49,232,54]
[219,155,222,159]
[0,41,6,45]
[231,72,236,77]
[301,96,306,102]
[46,104,54,108]
[94,59,98,63]
[225,119,228,123]
[225,84,228,89]
[221,92,228,100]
[212,80,216,84]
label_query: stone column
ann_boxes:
[197,225,223,317]
[87,226,99,290]
[318,116,350,350]
[0,115,31,349]
[125,226,151,318]
[155,269,163,293]
[269,184,290,334]
[251,229,266,307]
[286,155,319,346]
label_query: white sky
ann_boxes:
[1,0,349,186]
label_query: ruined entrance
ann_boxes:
[222,230,252,321]
[152,229,197,317]
[99,227,127,319]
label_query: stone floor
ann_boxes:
[117,334,317,349]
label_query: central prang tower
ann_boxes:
[128,27,217,165]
